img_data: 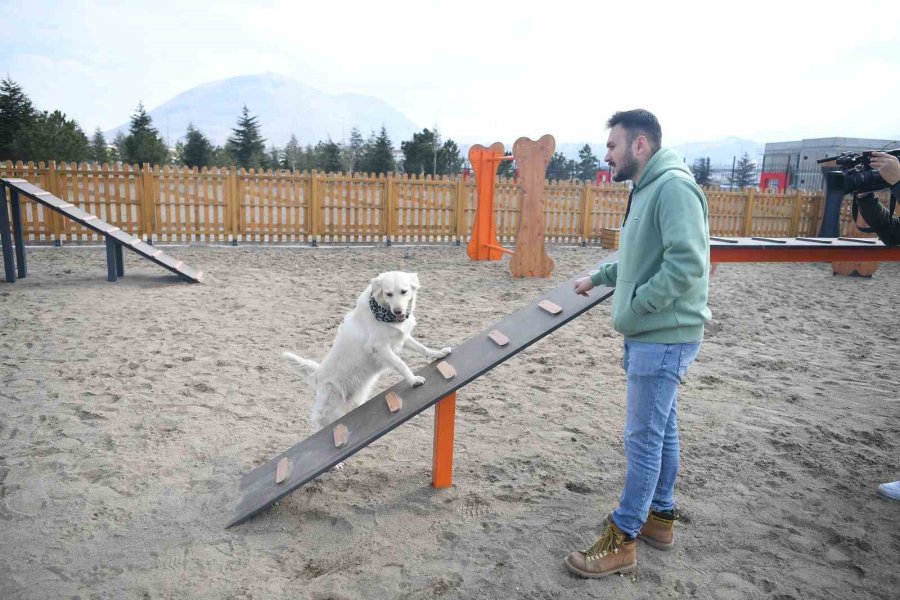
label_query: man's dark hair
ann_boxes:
[606,109,662,153]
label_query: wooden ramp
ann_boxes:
[227,260,618,527]
[1,177,202,283]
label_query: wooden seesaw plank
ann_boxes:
[226,256,619,528]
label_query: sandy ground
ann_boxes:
[0,243,898,600]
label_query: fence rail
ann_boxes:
[1,161,870,245]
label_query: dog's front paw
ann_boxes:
[429,347,453,359]
[409,375,426,387]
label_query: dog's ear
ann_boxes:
[410,273,420,290]
[370,275,384,300]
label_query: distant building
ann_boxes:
[761,137,898,191]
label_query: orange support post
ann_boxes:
[467,142,512,261]
[431,392,457,489]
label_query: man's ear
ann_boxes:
[410,273,420,290]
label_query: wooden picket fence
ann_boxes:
[0,160,867,245]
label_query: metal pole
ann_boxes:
[10,189,26,278]
[0,184,16,282]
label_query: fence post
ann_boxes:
[309,170,319,246]
[46,161,63,245]
[741,188,756,237]
[581,179,593,246]
[141,164,156,244]
[384,173,394,245]
[228,167,239,245]
[789,190,803,237]
[454,175,467,246]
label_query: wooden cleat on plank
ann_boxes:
[436,361,456,379]
[538,299,562,315]
[488,330,509,346]
[275,457,291,484]
[333,424,349,448]
[385,391,402,413]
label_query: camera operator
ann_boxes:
[855,151,900,246]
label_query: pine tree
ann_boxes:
[496,151,515,178]
[400,128,441,175]
[180,124,214,168]
[281,135,307,171]
[313,139,343,172]
[121,103,169,165]
[0,78,36,161]
[225,105,266,168]
[90,128,110,164]
[546,152,569,181]
[359,126,395,174]
[341,127,366,173]
[577,144,598,181]
[732,152,757,189]
[12,110,90,163]
[691,157,712,186]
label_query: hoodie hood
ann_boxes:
[635,148,693,190]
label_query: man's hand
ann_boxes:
[573,276,594,297]
[871,151,900,186]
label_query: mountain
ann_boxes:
[105,73,420,148]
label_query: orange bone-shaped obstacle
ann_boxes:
[467,142,514,261]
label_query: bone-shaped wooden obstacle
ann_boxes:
[510,135,555,278]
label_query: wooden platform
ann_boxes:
[1,178,202,283]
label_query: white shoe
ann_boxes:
[876,481,900,501]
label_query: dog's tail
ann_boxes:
[282,351,320,376]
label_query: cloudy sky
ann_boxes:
[3,0,899,147]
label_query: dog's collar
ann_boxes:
[369,294,410,323]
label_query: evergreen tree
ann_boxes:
[359,126,395,174]
[546,152,569,181]
[180,124,214,168]
[90,128,110,164]
[566,159,577,180]
[225,105,266,168]
[437,138,463,176]
[112,132,127,162]
[0,78,36,161]
[281,135,307,171]
[691,156,712,186]
[577,144,598,181]
[313,139,343,172]
[732,152,757,189]
[267,145,281,170]
[120,103,169,165]
[496,151,515,178]
[400,128,441,175]
[12,110,90,163]
[341,127,366,173]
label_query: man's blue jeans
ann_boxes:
[611,340,701,538]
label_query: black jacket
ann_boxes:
[856,182,900,246]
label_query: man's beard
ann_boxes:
[611,149,637,182]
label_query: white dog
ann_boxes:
[283,271,452,431]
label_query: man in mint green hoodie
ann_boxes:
[565,109,711,579]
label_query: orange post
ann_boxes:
[431,392,457,488]
[467,143,512,260]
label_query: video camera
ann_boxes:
[817,149,900,194]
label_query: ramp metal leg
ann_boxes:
[432,392,457,489]
[0,186,15,283]
[105,235,118,282]
[115,240,124,277]
[10,190,26,278]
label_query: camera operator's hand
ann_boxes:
[870,151,900,186]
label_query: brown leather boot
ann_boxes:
[603,511,676,551]
[638,510,675,550]
[565,521,637,579]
